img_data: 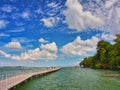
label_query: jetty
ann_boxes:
[0,68,60,90]
[103,74,120,78]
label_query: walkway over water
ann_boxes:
[0,68,60,90]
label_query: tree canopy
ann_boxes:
[80,34,120,70]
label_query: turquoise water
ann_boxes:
[16,67,120,90]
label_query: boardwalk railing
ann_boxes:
[0,68,46,81]
[0,68,60,90]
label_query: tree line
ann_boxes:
[79,34,120,70]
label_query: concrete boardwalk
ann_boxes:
[0,68,59,90]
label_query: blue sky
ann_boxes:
[0,0,119,67]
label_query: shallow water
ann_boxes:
[16,67,120,90]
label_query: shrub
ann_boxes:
[95,63,102,69]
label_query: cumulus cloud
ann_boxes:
[0,42,58,60]
[100,33,115,41]
[61,36,99,56]
[60,33,116,57]
[64,0,104,31]
[64,0,120,34]
[0,50,11,58]
[0,20,8,29]
[4,41,23,49]
[40,42,58,53]
[41,17,55,27]
[95,33,116,44]
[105,0,117,8]
[39,38,49,43]
[109,7,120,34]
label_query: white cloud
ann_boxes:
[0,61,11,66]
[39,38,49,43]
[1,5,13,12]
[103,5,120,34]
[21,11,30,19]
[64,0,120,34]
[0,42,58,60]
[11,37,34,43]
[47,2,58,8]
[95,33,116,44]
[0,33,10,37]
[64,0,104,31]
[9,28,25,33]
[41,17,55,27]
[4,41,23,49]
[35,8,42,14]
[0,50,11,58]
[61,36,99,56]
[40,42,58,53]
[0,20,8,29]
[105,0,117,8]
[109,7,120,34]
[101,33,115,41]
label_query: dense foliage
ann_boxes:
[80,34,120,70]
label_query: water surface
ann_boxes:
[16,67,120,90]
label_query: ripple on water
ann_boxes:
[16,67,120,90]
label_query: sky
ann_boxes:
[0,0,120,67]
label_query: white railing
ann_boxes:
[0,67,57,90]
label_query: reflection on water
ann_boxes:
[16,67,120,90]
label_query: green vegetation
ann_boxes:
[80,34,120,70]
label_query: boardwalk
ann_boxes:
[0,68,60,90]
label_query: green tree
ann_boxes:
[80,34,120,70]
[109,34,120,69]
